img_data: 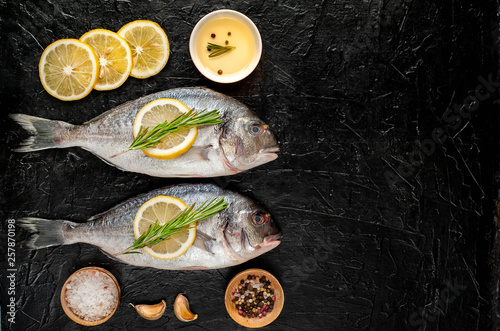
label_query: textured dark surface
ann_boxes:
[1,0,500,330]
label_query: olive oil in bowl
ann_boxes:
[190,10,262,83]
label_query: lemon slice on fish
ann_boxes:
[80,29,132,91]
[117,20,170,78]
[133,195,197,260]
[133,98,197,159]
[38,39,99,101]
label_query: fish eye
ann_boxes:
[252,213,268,225]
[249,123,263,135]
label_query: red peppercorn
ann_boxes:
[232,274,275,319]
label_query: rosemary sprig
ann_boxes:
[207,42,236,58]
[111,109,222,158]
[117,198,228,255]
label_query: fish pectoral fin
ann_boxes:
[187,145,213,161]
[193,230,216,254]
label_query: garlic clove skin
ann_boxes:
[174,293,198,322]
[131,300,166,320]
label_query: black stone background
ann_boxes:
[1,0,500,330]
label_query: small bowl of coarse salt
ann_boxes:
[61,267,120,326]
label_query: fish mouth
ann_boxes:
[264,232,282,243]
[254,232,282,250]
[242,230,282,250]
[259,146,280,160]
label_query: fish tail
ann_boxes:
[18,217,77,249]
[10,114,75,152]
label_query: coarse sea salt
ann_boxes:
[65,270,118,322]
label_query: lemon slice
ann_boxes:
[133,98,197,159]
[80,29,132,91]
[117,20,170,78]
[39,39,99,101]
[133,195,196,260]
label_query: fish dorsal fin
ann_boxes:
[88,212,104,222]
[192,230,216,254]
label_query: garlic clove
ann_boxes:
[174,293,198,322]
[131,300,166,320]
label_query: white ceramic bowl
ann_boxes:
[189,9,262,83]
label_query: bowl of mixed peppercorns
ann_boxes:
[225,268,284,328]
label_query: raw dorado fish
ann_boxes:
[18,184,282,270]
[10,87,279,177]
